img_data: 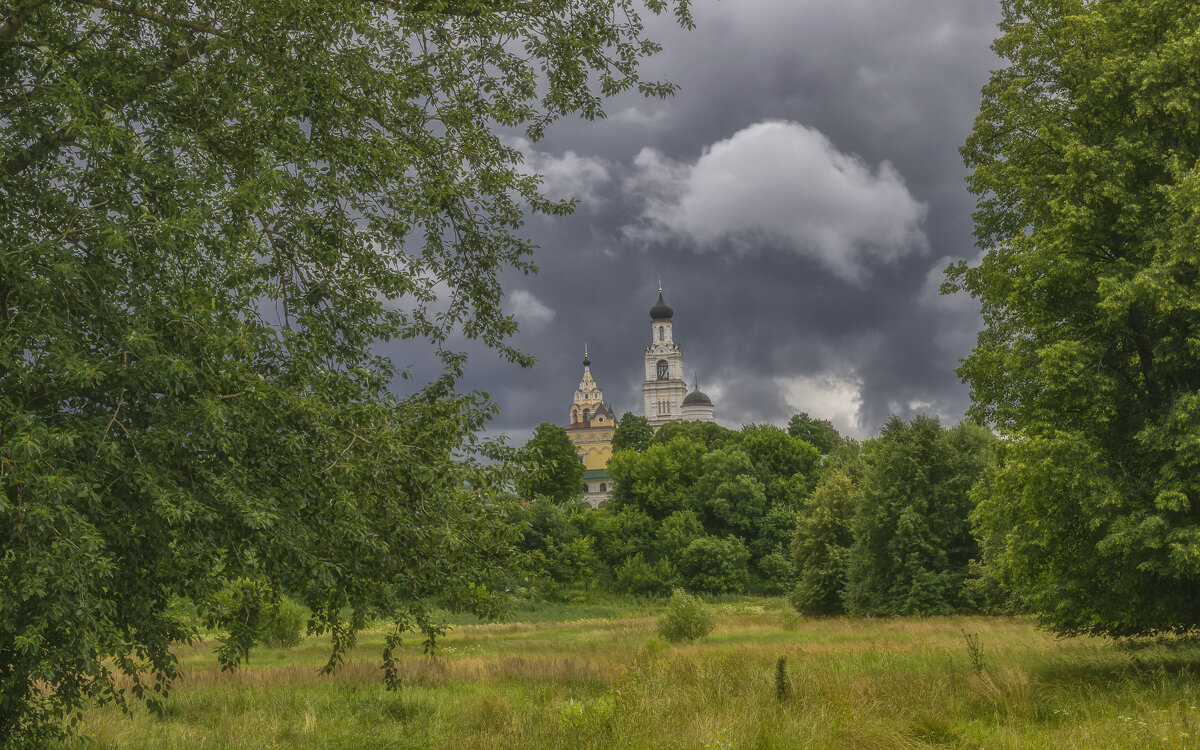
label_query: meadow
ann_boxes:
[66,598,1200,749]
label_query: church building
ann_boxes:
[563,284,715,508]
[564,346,618,508]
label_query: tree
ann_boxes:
[518,423,585,504]
[678,536,750,594]
[611,412,654,453]
[512,497,598,589]
[753,504,799,566]
[0,0,693,741]
[608,437,703,520]
[953,0,1200,636]
[654,509,706,560]
[739,424,820,506]
[790,467,862,616]
[653,419,738,450]
[592,506,657,571]
[844,416,993,616]
[787,413,844,455]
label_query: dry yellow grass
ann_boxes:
[65,598,1200,749]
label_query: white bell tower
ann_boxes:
[642,279,689,428]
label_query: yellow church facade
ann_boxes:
[564,347,617,507]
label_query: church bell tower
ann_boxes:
[642,281,689,428]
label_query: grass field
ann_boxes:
[66,597,1200,749]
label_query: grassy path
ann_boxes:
[70,598,1200,749]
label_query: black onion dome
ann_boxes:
[583,355,591,367]
[649,291,674,320]
[683,388,712,407]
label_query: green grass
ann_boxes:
[65,597,1200,749]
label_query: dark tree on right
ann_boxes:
[951,0,1200,636]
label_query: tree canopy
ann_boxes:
[845,415,994,616]
[518,423,585,504]
[953,0,1200,636]
[787,412,844,455]
[0,0,692,741]
[611,412,654,453]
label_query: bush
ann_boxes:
[262,596,308,649]
[657,588,715,643]
[615,552,675,597]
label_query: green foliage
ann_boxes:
[787,413,844,455]
[653,420,739,450]
[774,655,792,701]
[737,426,820,525]
[611,413,654,453]
[608,437,704,520]
[513,497,599,587]
[790,467,862,616]
[740,424,820,496]
[753,504,800,562]
[210,580,296,661]
[679,536,750,594]
[0,0,693,740]
[691,445,764,538]
[845,416,995,616]
[606,425,820,596]
[593,507,656,570]
[654,510,705,559]
[614,553,675,597]
[656,588,715,643]
[755,551,794,596]
[262,597,308,650]
[518,424,586,504]
[954,0,1200,636]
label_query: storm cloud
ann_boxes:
[384,0,1004,443]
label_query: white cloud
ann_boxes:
[507,289,555,328]
[624,120,929,282]
[611,105,671,130]
[778,372,867,439]
[509,137,613,205]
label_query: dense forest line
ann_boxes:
[512,411,1004,617]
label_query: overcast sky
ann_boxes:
[391,0,1005,446]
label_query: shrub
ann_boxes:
[657,588,715,643]
[615,552,675,597]
[262,596,309,648]
[775,655,792,701]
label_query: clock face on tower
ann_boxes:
[657,359,669,380]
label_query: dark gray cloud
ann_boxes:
[385,0,1003,442]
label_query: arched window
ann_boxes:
[599,483,607,492]
[582,484,589,494]
[658,326,664,341]
[583,408,590,425]
[656,359,669,380]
